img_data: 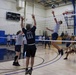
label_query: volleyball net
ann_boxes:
[0,35,76,75]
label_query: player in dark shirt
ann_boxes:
[65,35,71,53]
[21,14,36,74]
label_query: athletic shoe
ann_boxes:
[60,49,64,56]
[27,68,33,75]
[13,62,20,66]
[58,49,64,55]
[16,62,20,66]
[64,57,67,60]
[25,68,29,74]
[13,62,16,66]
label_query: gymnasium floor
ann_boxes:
[0,45,76,75]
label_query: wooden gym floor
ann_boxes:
[0,45,76,75]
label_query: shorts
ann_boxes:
[15,45,21,52]
[26,45,37,57]
[45,41,51,44]
[66,43,71,47]
[52,33,58,40]
[7,41,10,43]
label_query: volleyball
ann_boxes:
[51,4,55,8]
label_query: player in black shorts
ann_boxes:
[65,35,71,53]
[13,31,23,66]
[21,14,36,74]
[46,11,63,55]
[64,37,76,60]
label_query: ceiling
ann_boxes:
[36,0,73,8]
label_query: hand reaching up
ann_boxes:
[32,14,35,19]
[21,16,24,21]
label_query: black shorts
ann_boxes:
[45,41,51,44]
[26,45,36,57]
[66,43,71,47]
[7,41,10,43]
[15,45,21,52]
[52,33,58,40]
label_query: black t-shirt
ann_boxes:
[22,26,36,44]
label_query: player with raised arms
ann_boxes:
[46,11,63,55]
[21,14,36,75]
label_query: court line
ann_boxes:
[0,49,59,74]
[5,54,62,75]
[0,49,57,71]
[0,56,44,71]
[0,52,58,74]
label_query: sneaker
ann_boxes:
[25,68,29,74]
[28,68,32,75]
[64,57,67,60]
[60,49,64,56]
[13,62,20,66]
[13,62,16,66]
[16,62,20,66]
[58,50,61,55]
[30,67,33,71]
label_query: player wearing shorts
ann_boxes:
[21,14,36,74]
[13,30,23,66]
[46,11,63,55]
[64,37,76,60]
[7,34,11,46]
[65,35,71,53]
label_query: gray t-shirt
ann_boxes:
[15,33,23,45]
[23,36,27,44]
[53,23,60,33]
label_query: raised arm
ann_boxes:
[32,14,36,26]
[21,17,24,28]
[52,11,58,24]
[46,27,53,32]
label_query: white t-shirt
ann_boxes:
[7,35,11,41]
[23,36,27,44]
[12,35,16,39]
[42,36,45,40]
[53,23,60,33]
[39,36,42,41]
[15,33,23,45]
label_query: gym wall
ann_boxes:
[0,0,46,35]
[45,5,74,36]
[0,0,74,36]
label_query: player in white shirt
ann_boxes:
[13,30,23,66]
[7,34,11,46]
[42,36,45,45]
[46,11,63,55]
[39,36,42,41]
[11,34,16,45]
